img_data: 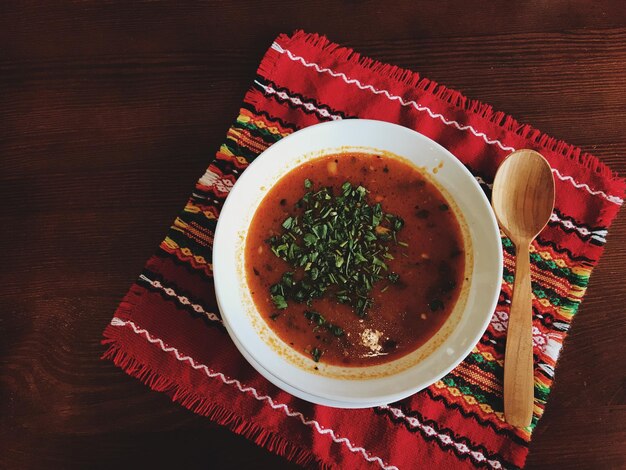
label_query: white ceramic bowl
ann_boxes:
[213,119,502,408]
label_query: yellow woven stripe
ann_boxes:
[171,218,213,247]
[432,380,505,422]
[229,127,271,154]
[472,346,505,367]
[183,202,218,220]
[161,236,213,270]
[238,110,292,138]
[162,236,178,250]
[500,277,582,318]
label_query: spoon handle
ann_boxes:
[504,242,534,427]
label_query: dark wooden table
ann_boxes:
[2,1,625,468]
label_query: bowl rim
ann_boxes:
[213,118,502,407]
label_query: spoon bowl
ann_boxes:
[491,149,555,427]
[492,150,555,244]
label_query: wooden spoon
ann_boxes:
[491,149,555,427]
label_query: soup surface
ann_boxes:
[245,153,466,366]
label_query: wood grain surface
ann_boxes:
[1,1,625,468]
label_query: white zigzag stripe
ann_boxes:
[549,213,607,242]
[254,79,343,121]
[271,42,623,206]
[380,405,503,469]
[129,275,513,464]
[270,41,515,152]
[551,170,622,204]
[109,317,399,470]
[138,274,222,323]
[475,176,606,241]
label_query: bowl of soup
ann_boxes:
[213,119,502,407]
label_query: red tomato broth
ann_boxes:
[245,153,466,367]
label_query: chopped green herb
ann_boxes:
[311,347,323,362]
[303,233,317,246]
[390,216,404,231]
[267,181,404,317]
[304,310,326,326]
[271,294,288,310]
[387,272,400,284]
[328,325,344,337]
[372,256,388,270]
[281,272,294,287]
[304,310,345,337]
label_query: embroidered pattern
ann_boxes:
[271,41,623,205]
[110,317,399,470]
[104,32,624,470]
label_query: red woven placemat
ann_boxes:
[102,31,625,469]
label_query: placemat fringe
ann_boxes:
[271,30,624,183]
[102,31,625,469]
[101,342,323,469]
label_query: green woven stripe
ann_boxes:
[530,253,588,287]
[502,266,580,310]
[220,117,286,163]
[501,237,588,287]
[237,118,286,143]
[466,352,503,375]
[222,137,260,163]
[441,374,502,408]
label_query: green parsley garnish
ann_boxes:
[267,180,405,318]
[310,347,323,362]
[271,295,288,310]
[304,310,345,337]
